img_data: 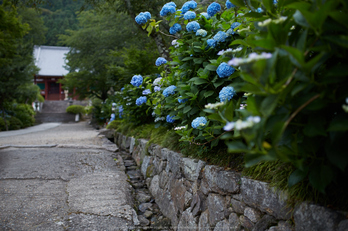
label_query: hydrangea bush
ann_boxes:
[113,0,348,193]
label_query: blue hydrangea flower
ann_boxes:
[155,57,167,66]
[196,29,207,37]
[219,86,236,102]
[154,86,161,92]
[200,12,210,19]
[191,116,207,129]
[181,0,197,14]
[136,96,147,106]
[143,11,151,20]
[143,89,151,95]
[226,29,233,35]
[207,39,217,48]
[213,31,228,43]
[226,0,236,9]
[178,97,188,103]
[166,115,175,123]
[110,113,115,122]
[130,75,143,87]
[186,21,200,32]
[231,22,241,30]
[160,2,176,16]
[163,85,177,97]
[121,87,124,91]
[169,23,182,34]
[118,105,123,113]
[207,2,221,17]
[135,14,147,25]
[216,62,236,78]
[184,11,196,20]
[257,7,263,13]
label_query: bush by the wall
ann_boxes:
[66,105,86,115]
[9,117,23,130]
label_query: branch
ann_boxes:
[284,94,320,129]
[158,30,180,39]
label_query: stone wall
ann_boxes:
[114,132,348,231]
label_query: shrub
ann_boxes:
[9,117,23,130]
[0,117,10,131]
[66,105,86,115]
[13,104,35,127]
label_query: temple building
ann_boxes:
[33,45,73,100]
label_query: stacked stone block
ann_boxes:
[114,133,348,231]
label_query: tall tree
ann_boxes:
[59,8,158,101]
[0,2,39,130]
[83,0,185,59]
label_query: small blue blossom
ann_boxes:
[178,97,188,103]
[110,113,115,122]
[160,2,176,16]
[213,31,228,43]
[207,2,221,17]
[156,57,167,66]
[191,117,207,129]
[257,7,263,13]
[226,0,235,9]
[169,23,182,34]
[200,12,210,19]
[121,87,124,91]
[181,0,197,14]
[186,21,200,32]
[207,39,217,48]
[135,14,147,25]
[130,75,143,87]
[273,0,278,4]
[219,86,236,102]
[226,29,233,35]
[231,22,241,30]
[196,29,207,37]
[154,86,161,92]
[163,85,177,97]
[184,11,196,20]
[143,89,151,95]
[118,105,123,113]
[136,96,147,106]
[216,62,235,78]
[166,115,175,123]
[143,12,151,20]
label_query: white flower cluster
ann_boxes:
[343,97,348,113]
[228,52,272,66]
[174,126,187,130]
[153,77,163,86]
[224,116,261,131]
[258,16,287,27]
[217,47,242,56]
[172,39,180,48]
[205,102,225,109]
[154,117,165,122]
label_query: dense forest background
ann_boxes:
[39,0,85,46]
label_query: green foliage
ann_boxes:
[106,119,120,129]
[12,104,35,128]
[114,0,348,197]
[66,105,86,114]
[0,117,10,131]
[9,116,23,130]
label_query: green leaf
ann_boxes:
[208,113,224,123]
[224,101,235,121]
[309,164,334,193]
[229,0,245,7]
[260,94,279,117]
[204,90,214,98]
[288,168,309,188]
[182,57,194,61]
[231,39,250,46]
[226,140,248,153]
[281,45,305,67]
[328,114,348,131]
[205,64,217,71]
[189,77,208,85]
[293,10,310,28]
[303,116,327,137]
[183,105,192,114]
